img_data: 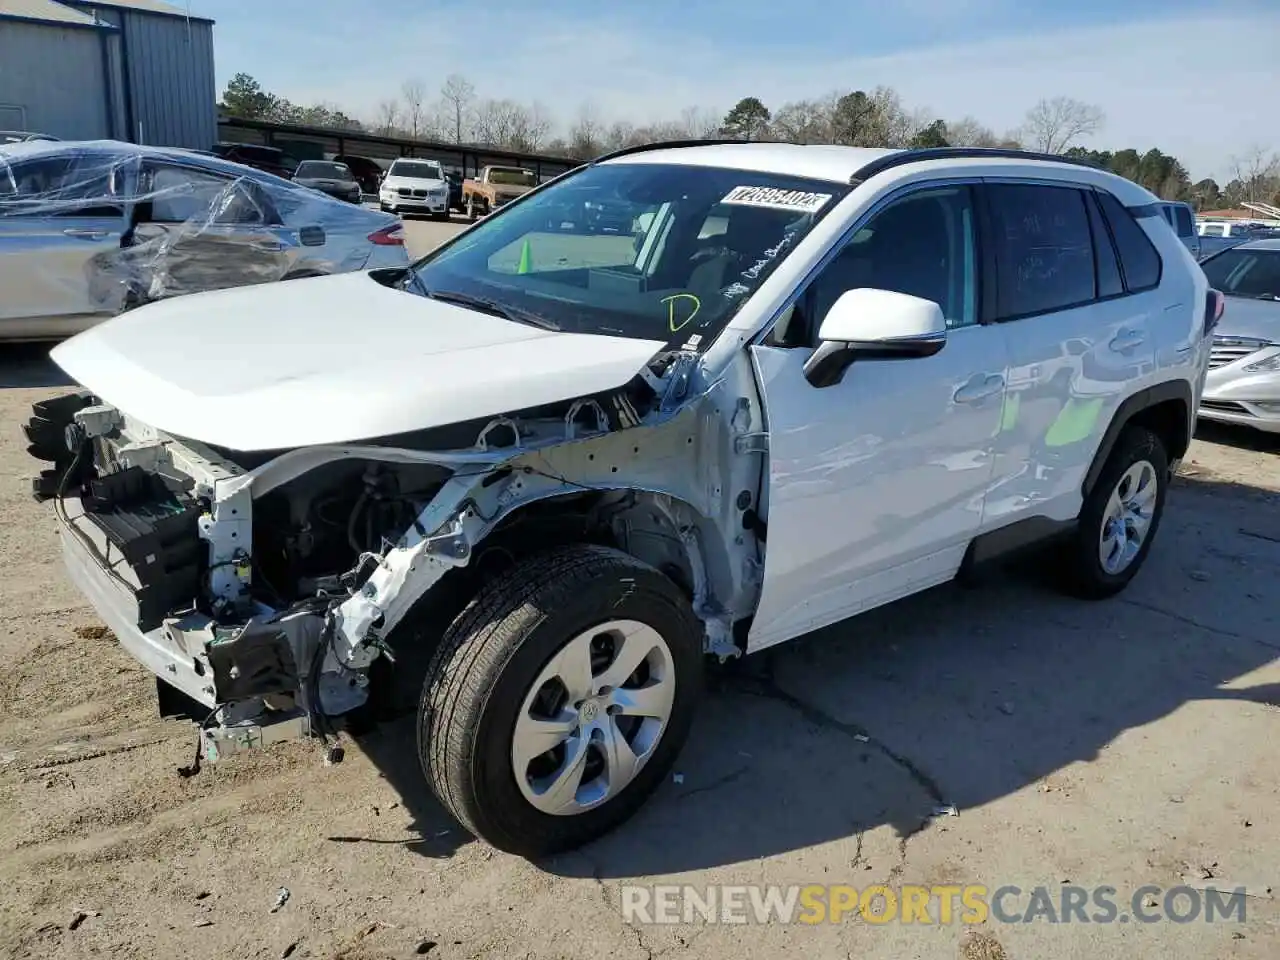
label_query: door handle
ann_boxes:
[1109,330,1145,352]
[62,228,109,240]
[953,373,1004,404]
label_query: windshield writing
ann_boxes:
[410,162,849,350]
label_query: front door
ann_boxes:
[747,184,1008,651]
[0,151,128,337]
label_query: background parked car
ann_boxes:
[291,160,362,203]
[332,154,384,196]
[1157,201,1200,259]
[1197,220,1280,260]
[0,139,408,340]
[445,170,463,211]
[379,158,450,219]
[210,142,295,180]
[1197,238,1280,433]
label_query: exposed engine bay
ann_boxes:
[25,349,766,759]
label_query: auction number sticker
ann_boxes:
[721,186,833,213]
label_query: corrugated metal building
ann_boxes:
[0,0,216,149]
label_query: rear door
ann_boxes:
[110,160,296,299]
[983,182,1159,527]
[0,151,129,335]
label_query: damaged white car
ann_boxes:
[26,142,1212,856]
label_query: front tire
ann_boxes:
[418,545,703,857]
[1059,425,1169,599]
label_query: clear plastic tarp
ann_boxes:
[0,140,400,317]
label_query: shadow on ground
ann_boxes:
[354,470,1280,877]
[1192,420,1280,455]
[0,343,72,389]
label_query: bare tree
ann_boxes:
[471,98,538,150]
[945,115,999,148]
[523,102,554,151]
[772,98,834,144]
[569,103,604,157]
[1229,145,1280,203]
[374,99,401,137]
[1021,96,1104,154]
[440,74,476,144]
[676,105,721,139]
[401,78,428,140]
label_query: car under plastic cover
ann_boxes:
[0,139,404,317]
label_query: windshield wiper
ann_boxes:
[1253,293,1280,301]
[420,288,561,330]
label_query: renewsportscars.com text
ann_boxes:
[621,884,1248,925]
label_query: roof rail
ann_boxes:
[848,147,1105,184]
[589,138,793,165]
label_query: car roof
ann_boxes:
[0,138,298,188]
[1231,238,1280,251]
[597,141,1159,206]
[601,142,897,184]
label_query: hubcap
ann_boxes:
[1098,459,1159,575]
[511,619,675,816]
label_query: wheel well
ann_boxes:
[1083,384,1192,497]
[373,490,702,715]
[1128,397,1190,463]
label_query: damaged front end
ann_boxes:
[25,348,766,761]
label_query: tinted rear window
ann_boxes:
[1095,191,1161,291]
[986,183,1096,319]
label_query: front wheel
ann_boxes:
[1058,424,1169,599]
[417,545,704,857]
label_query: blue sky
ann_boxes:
[197,0,1280,181]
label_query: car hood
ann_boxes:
[50,272,666,452]
[1215,295,1280,342]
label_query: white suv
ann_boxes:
[27,142,1216,857]
[378,157,450,219]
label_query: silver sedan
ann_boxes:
[0,139,410,340]
[1198,238,1280,434]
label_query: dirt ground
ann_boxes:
[1,228,1277,958]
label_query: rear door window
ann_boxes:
[1084,192,1124,299]
[143,163,264,225]
[985,183,1096,320]
[1094,191,1161,292]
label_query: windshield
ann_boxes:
[487,167,537,186]
[390,160,443,180]
[295,161,353,180]
[1201,248,1280,300]
[410,162,850,350]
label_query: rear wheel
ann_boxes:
[1059,425,1169,599]
[417,545,703,857]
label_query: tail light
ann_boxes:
[1204,288,1225,336]
[368,224,404,246]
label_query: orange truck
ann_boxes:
[461,165,539,219]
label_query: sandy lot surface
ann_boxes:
[1,223,1277,959]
